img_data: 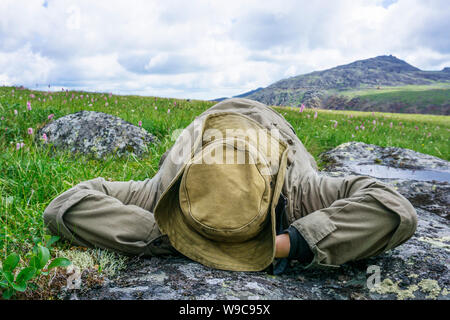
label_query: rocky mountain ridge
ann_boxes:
[219,55,450,115]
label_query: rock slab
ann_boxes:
[65,142,450,300]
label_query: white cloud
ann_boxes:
[0,0,448,99]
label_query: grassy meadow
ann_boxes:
[1,85,449,298]
[338,84,450,111]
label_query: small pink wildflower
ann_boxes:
[355,126,359,131]
[14,109,18,115]
[27,128,33,135]
[138,121,142,127]
[372,120,376,125]
[48,114,54,120]
[415,126,418,130]
[109,93,113,98]
[30,94,35,98]
[168,109,171,114]
[27,101,32,111]
[105,102,109,107]
[299,104,305,112]
[42,133,48,142]
[314,111,317,119]
[333,121,338,128]
[390,122,393,128]
[16,143,26,150]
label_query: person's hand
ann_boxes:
[275,233,290,258]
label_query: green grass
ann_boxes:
[1,85,449,298]
[339,84,450,106]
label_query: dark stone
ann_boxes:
[37,111,158,159]
[65,142,449,300]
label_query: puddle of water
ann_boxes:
[348,164,450,183]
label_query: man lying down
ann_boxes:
[43,98,418,275]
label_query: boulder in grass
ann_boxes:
[37,111,158,159]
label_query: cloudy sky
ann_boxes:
[0,0,449,99]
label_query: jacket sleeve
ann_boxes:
[289,173,418,268]
[42,177,177,256]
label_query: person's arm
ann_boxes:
[278,173,417,267]
[275,227,313,263]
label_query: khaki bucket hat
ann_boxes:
[154,113,288,271]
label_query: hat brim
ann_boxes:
[155,148,288,272]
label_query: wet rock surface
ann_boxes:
[65,142,449,300]
[38,111,158,159]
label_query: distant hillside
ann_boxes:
[231,55,450,115]
[211,87,263,102]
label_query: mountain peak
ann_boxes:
[337,55,421,73]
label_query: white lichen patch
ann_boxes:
[370,278,418,300]
[418,279,442,299]
[245,281,267,293]
[56,249,96,271]
[56,248,127,277]
[206,278,224,285]
[371,278,446,300]
[90,249,128,277]
[418,236,450,251]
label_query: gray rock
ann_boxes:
[38,111,158,159]
[64,142,449,300]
